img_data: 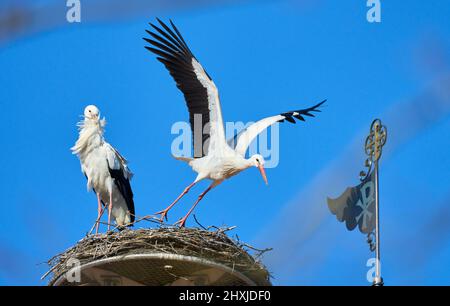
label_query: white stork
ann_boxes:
[71,105,135,233]
[144,19,325,227]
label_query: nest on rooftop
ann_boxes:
[45,227,271,286]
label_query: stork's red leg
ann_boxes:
[175,183,215,228]
[107,191,113,231]
[155,181,196,222]
[95,193,103,234]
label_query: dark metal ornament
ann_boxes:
[327,119,387,286]
[365,119,387,163]
[363,119,387,287]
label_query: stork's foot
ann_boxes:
[154,209,169,222]
[174,217,187,228]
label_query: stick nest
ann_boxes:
[45,227,271,286]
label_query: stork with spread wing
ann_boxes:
[144,19,325,227]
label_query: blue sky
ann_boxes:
[0,0,449,285]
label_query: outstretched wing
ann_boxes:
[105,143,135,223]
[231,100,326,156]
[144,18,226,158]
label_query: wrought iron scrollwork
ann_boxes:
[366,232,376,252]
[365,119,387,163]
[362,119,387,253]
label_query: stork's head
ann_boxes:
[249,154,268,185]
[84,105,100,120]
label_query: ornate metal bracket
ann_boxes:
[366,232,376,252]
[365,119,387,163]
[360,119,387,182]
[361,119,387,253]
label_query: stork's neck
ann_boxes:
[71,119,105,156]
[235,156,255,171]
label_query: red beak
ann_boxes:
[258,164,268,185]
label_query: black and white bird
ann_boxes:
[71,105,135,233]
[144,19,325,227]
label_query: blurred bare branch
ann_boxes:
[411,194,450,265]
[0,245,31,282]
[0,0,268,47]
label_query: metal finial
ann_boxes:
[365,119,387,162]
[363,119,387,287]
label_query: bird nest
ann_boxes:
[45,227,271,286]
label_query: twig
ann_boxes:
[240,243,273,257]
[193,214,207,230]
[87,207,106,236]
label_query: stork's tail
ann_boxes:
[172,155,194,163]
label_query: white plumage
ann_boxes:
[72,105,135,233]
[145,19,324,227]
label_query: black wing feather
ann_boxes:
[229,100,326,149]
[144,19,211,158]
[107,166,135,224]
[281,99,326,124]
